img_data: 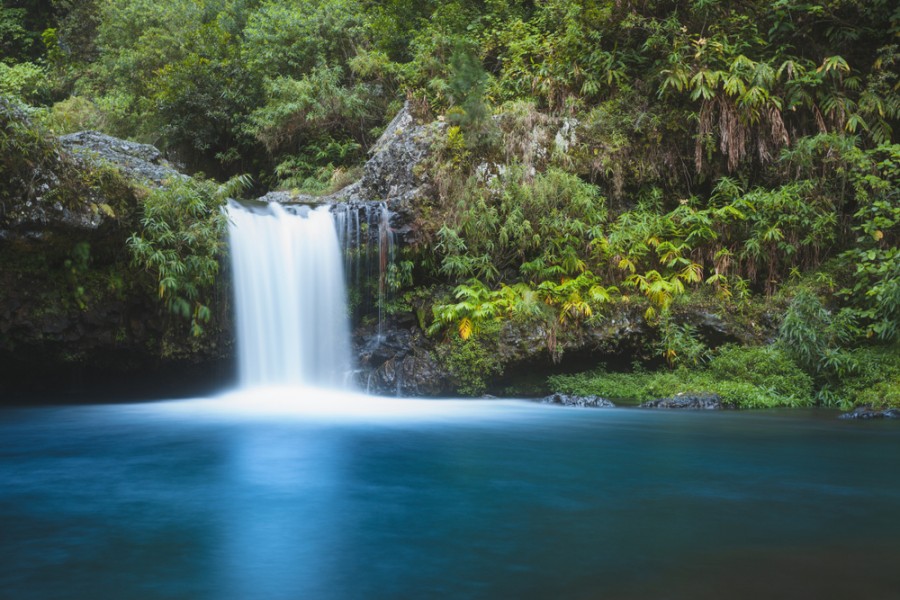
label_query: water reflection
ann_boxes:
[1,398,899,599]
[217,425,337,598]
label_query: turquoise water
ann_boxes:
[1,393,899,599]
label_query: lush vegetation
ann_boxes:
[2,0,898,404]
[127,175,248,336]
[549,344,815,409]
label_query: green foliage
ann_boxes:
[429,279,555,341]
[14,0,890,192]
[1,100,52,206]
[0,98,89,211]
[42,96,106,133]
[444,43,496,151]
[246,65,373,186]
[778,288,861,405]
[548,344,813,409]
[127,175,248,335]
[836,143,900,341]
[779,290,856,373]
[0,62,50,104]
[432,165,607,284]
[547,368,681,405]
[67,0,402,180]
[241,0,368,79]
[435,324,503,397]
[657,314,709,368]
[426,164,618,339]
[0,6,36,63]
[706,344,813,407]
[833,345,900,409]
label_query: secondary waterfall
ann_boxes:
[227,201,353,388]
[333,202,395,341]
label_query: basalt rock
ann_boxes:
[838,407,900,420]
[493,306,652,368]
[266,102,439,246]
[356,101,436,204]
[59,131,183,186]
[353,314,452,397]
[2,127,184,239]
[541,393,615,408]
[641,393,734,409]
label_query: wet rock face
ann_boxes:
[333,102,440,247]
[353,107,438,246]
[370,348,450,397]
[59,131,183,186]
[1,193,105,236]
[353,315,452,397]
[838,407,900,420]
[541,393,615,408]
[641,393,733,409]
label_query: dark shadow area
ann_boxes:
[492,342,663,398]
[0,356,236,406]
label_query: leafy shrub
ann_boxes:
[0,61,49,104]
[778,288,861,404]
[706,344,812,406]
[435,324,503,397]
[837,143,900,342]
[127,175,248,335]
[547,368,680,404]
[0,7,33,62]
[43,96,106,134]
[835,345,900,409]
[657,315,709,367]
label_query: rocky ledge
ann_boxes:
[540,393,616,408]
[259,102,439,247]
[640,393,733,409]
[838,407,900,420]
[60,131,183,186]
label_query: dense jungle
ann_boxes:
[1,0,898,409]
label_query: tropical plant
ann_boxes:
[127,174,250,335]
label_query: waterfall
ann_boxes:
[332,202,395,342]
[227,201,353,389]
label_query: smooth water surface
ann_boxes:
[2,394,899,599]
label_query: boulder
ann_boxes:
[263,102,438,247]
[838,407,900,420]
[59,131,183,186]
[541,393,615,408]
[641,393,733,409]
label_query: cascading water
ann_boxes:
[227,201,353,389]
[333,202,395,343]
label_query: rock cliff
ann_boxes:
[0,114,231,400]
